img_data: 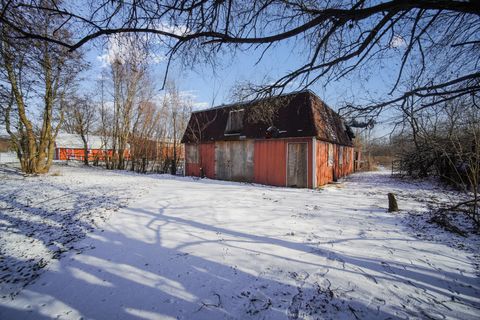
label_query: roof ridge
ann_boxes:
[191,89,315,114]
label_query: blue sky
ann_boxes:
[84,38,400,139]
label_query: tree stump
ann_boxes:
[388,193,399,212]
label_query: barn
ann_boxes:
[54,133,129,162]
[181,90,357,188]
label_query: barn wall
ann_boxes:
[185,143,215,178]
[332,145,352,181]
[315,141,355,187]
[186,138,322,188]
[254,139,286,187]
[286,138,312,188]
[254,138,312,188]
[57,148,95,161]
[56,148,129,161]
[345,147,354,175]
[199,143,216,178]
[215,140,254,182]
[315,140,333,186]
[334,145,354,179]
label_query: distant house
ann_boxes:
[181,90,357,188]
[54,133,129,161]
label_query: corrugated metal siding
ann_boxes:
[254,139,286,187]
[185,162,198,176]
[316,141,333,186]
[345,147,354,175]
[315,142,354,187]
[185,143,215,178]
[334,145,354,178]
[254,138,312,188]
[56,148,124,161]
[200,143,215,178]
[186,138,353,189]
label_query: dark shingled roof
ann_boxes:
[181,90,353,146]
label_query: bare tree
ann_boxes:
[106,36,151,170]
[64,96,96,165]
[0,2,83,173]
[130,101,162,173]
[96,71,113,168]
[392,95,479,229]
[1,1,478,115]
[162,81,192,174]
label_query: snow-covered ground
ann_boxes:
[0,164,478,319]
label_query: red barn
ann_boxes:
[181,90,357,188]
[54,133,130,162]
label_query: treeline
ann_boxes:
[0,8,191,175]
[373,96,479,228]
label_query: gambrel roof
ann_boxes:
[181,90,354,146]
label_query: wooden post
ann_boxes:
[388,193,398,212]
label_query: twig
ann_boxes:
[438,199,479,213]
[196,293,222,312]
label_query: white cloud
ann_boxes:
[96,34,166,68]
[192,102,210,110]
[151,90,209,112]
[390,35,406,49]
[178,90,210,110]
[154,22,190,37]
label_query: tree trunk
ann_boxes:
[388,193,399,212]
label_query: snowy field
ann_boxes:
[0,164,478,319]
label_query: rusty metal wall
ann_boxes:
[187,138,321,188]
[254,138,312,188]
[254,139,287,187]
[185,143,215,178]
[199,143,216,178]
[316,140,333,186]
[315,141,354,187]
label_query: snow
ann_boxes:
[55,133,107,150]
[0,165,478,319]
[0,152,18,164]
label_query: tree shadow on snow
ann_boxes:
[0,180,125,297]
[0,173,478,319]
[0,226,407,320]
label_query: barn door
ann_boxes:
[215,141,254,181]
[215,141,232,180]
[287,143,308,188]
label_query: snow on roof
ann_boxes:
[55,133,107,149]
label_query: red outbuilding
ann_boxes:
[54,133,130,162]
[181,90,358,188]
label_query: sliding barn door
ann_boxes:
[287,143,308,188]
[215,141,254,182]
